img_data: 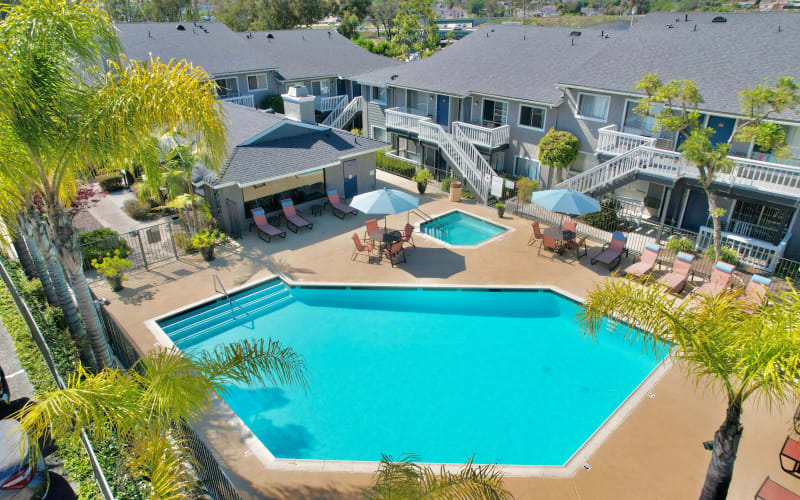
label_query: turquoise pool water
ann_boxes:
[420,211,506,246]
[160,280,667,466]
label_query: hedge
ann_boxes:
[375,151,416,179]
[97,174,124,192]
[78,228,130,269]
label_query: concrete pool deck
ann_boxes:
[94,171,799,500]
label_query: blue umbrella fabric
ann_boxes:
[530,189,601,216]
[349,188,419,215]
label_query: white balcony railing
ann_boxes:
[221,94,255,108]
[452,122,511,149]
[696,226,791,272]
[597,124,657,155]
[316,95,346,112]
[385,107,432,134]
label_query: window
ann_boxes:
[577,93,610,122]
[622,100,661,137]
[518,105,546,130]
[311,80,331,97]
[398,136,421,163]
[407,91,428,116]
[490,152,504,171]
[372,126,387,142]
[247,74,268,91]
[215,78,238,99]
[514,157,540,180]
[482,99,508,128]
[371,86,387,103]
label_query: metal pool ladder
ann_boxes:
[411,208,447,238]
[213,273,237,320]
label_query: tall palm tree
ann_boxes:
[15,338,306,499]
[0,0,227,367]
[580,278,800,500]
[365,454,512,499]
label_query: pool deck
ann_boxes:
[95,172,799,500]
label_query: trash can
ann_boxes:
[449,181,462,202]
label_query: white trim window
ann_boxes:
[518,105,546,131]
[311,79,331,97]
[482,98,508,128]
[407,90,428,117]
[372,126,388,142]
[577,92,611,122]
[622,100,662,137]
[371,86,387,104]
[247,74,268,92]
[215,77,239,99]
[514,156,540,180]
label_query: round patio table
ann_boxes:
[369,229,401,250]
[542,227,575,254]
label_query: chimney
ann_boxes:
[282,86,316,124]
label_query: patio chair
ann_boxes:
[364,219,380,241]
[656,251,695,294]
[326,189,358,219]
[623,243,661,279]
[780,436,800,478]
[538,235,560,258]
[528,221,545,246]
[250,208,286,243]
[400,223,416,248]
[591,232,629,270]
[564,236,587,259]
[351,233,375,262]
[743,274,771,307]
[755,476,800,500]
[693,261,734,297]
[562,219,577,232]
[382,241,406,267]
[281,199,313,233]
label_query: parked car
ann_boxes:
[0,419,49,499]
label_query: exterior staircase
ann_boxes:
[321,96,364,129]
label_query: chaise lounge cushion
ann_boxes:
[623,242,660,278]
[656,251,694,294]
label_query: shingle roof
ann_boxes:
[560,12,800,120]
[115,22,277,76]
[239,29,401,81]
[353,24,609,105]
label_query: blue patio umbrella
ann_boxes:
[530,188,601,216]
[349,188,419,228]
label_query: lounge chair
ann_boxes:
[743,274,771,306]
[382,241,406,267]
[364,218,380,241]
[538,235,559,258]
[250,208,286,243]
[400,223,415,248]
[623,243,661,278]
[326,189,357,219]
[281,199,313,233]
[693,261,734,297]
[528,221,544,246]
[656,251,695,294]
[781,436,800,478]
[755,476,800,500]
[591,232,628,270]
[564,236,587,259]
[351,233,374,261]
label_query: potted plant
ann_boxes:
[91,249,133,292]
[414,169,434,194]
[496,202,505,218]
[191,229,225,261]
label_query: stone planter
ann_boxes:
[200,246,215,261]
[497,206,505,218]
[106,275,122,292]
[417,181,428,194]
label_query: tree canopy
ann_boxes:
[538,128,579,187]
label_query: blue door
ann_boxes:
[708,116,737,146]
[344,175,358,199]
[675,114,706,150]
[353,83,361,97]
[681,190,709,232]
[436,95,450,127]
[336,79,346,96]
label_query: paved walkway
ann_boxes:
[93,172,799,500]
[88,188,169,234]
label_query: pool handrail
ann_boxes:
[213,273,237,320]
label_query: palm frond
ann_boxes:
[128,427,197,500]
[418,458,512,500]
[365,454,423,499]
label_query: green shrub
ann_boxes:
[441,177,459,192]
[414,169,433,185]
[350,128,362,135]
[92,249,133,279]
[173,231,196,254]
[375,151,416,178]
[515,176,540,203]
[259,94,284,113]
[665,237,696,254]
[78,228,130,269]
[190,229,225,249]
[704,245,740,266]
[583,198,619,231]
[98,174,124,192]
[122,199,152,221]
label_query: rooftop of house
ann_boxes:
[195,102,386,187]
[240,29,402,81]
[115,22,277,76]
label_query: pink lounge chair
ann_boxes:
[250,208,285,243]
[624,243,661,278]
[694,261,734,297]
[351,233,374,261]
[528,221,544,246]
[400,223,415,248]
[591,232,628,270]
[755,476,800,500]
[743,274,771,306]
[326,189,357,219]
[280,199,313,233]
[656,251,695,294]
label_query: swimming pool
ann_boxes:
[420,210,507,246]
[157,279,667,468]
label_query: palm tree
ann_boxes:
[579,277,800,500]
[15,338,306,499]
[0,0,227,367]
[364,454,512,499]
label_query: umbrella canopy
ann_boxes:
[350,188,419,215]
[530,189,601,216]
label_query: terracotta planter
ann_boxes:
[200,246,214,261]
[106,275,122,292]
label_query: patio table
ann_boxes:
[370,229,401,251]
[542,227,575,254]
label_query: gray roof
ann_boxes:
[353,24,609,105]
[560,12,800,120]
[115,22,277,76]
[239,29,401,81]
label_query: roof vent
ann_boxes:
[328,31,331,38]
[693,24,697,31]
[666,24,674,29]
[390,74,399,80]
[778,25,783,32]
[266,33,274,39]
[176,24,185,31]
[712,16,727,23]
[569,31,581,36]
